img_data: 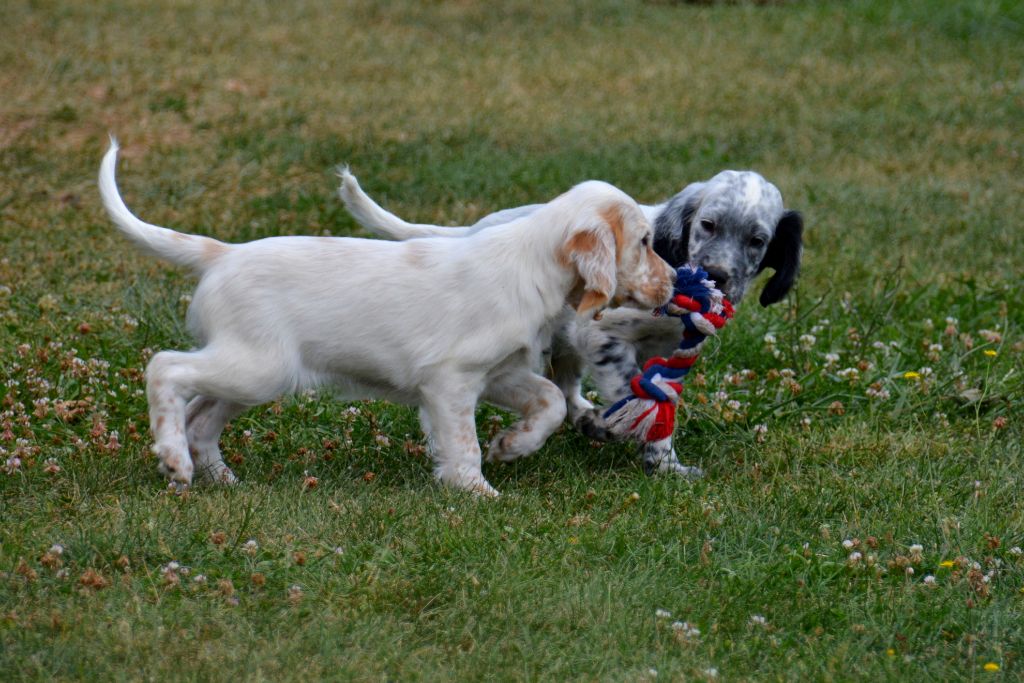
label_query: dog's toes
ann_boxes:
[645,459,704,479]
[154,444,194,486]
[194,462,239,486]
[437,465,500,498]
[485,432,524,464]
[575,413,611,441]
[469,479,500,498]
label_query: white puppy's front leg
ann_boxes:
[420,376,498,497]
[482,368,567,463]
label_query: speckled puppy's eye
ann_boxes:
[699,219,715,233]
[749,236,766,248]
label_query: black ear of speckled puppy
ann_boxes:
[653,193,699,268]
[758,209,803,307]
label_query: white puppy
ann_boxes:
[98,140,675,496]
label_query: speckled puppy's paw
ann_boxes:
[573,408,612,442]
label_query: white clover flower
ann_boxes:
[753,424,768,443]
[978,329,1003,344]
[763,333,777,346]
[242,539,259,556]
[193,574,207,584]
[655,608,672,619]
[749,614,768,627]
[905,566,914,576]
[923,575,936,586]
[865,385,891,400]
[703,667,719,679]
[824,352,840,368]
[49,544,64,555]
[333,546,345,555]
[837,367,860,381]
[848,551,862,563]
[798,334,816,351]
[1009,547,1022,556]
[671,621,701,639]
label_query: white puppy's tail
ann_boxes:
[99,138,229,273]
[337,168,471,240]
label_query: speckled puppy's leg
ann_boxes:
[572,329,640,441]
[641,436,703,478]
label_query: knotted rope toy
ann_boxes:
[602,265,734,442]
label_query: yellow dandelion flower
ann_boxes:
[903,371,921,379]
[983,662,1000,672]
[939,560,955,568]
[984,350,997,357]
[886,648,896,657]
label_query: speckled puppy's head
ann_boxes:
[652,170,803,307]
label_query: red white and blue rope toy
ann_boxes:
[602,265,734,442]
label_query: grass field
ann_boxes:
[2,1,1023,680]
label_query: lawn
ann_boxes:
[1,0,1023,680]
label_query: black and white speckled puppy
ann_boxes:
[341,170,803,477]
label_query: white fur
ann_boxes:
[98,141,674,496]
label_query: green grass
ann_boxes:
[2,0,1023,680]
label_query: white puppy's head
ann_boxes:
[557,182,675,320]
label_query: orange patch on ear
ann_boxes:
[576,289,608,318]
[559,230,602,267]
[599,204,625,263]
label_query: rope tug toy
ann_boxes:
[602,265,734,442]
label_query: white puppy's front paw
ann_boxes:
[436,464,500,498]
[485,431,527,464]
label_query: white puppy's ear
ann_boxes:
[561,223,618,320]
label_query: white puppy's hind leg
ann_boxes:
[147,351,199,487]
[185,396,246,484]
[146,345,293,488]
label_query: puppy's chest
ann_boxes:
[602,315,682,361]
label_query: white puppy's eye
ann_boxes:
[700,219,715,233]
[641,235,650,248]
